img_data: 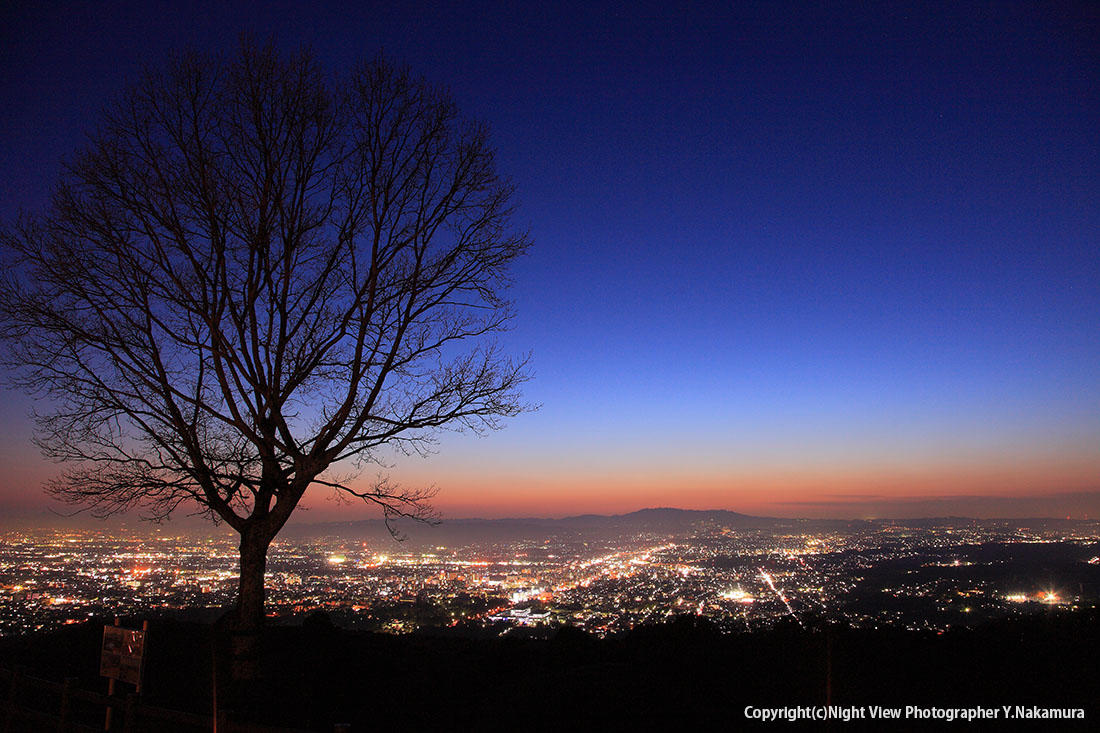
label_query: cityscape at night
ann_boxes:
[4,513,1098,638]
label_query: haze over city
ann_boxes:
[1,1,1097,524]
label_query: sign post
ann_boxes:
[100,618,147,730]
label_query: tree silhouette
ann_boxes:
[0,43,530,676]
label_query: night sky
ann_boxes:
[1,1,1097,522]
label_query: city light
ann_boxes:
[0,520,1095,638]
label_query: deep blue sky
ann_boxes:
[1,1,1097,520]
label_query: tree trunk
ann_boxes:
[230,529,270,684]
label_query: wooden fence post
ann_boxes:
[56,677,75,733]
[135,621,148,696]
[4,666,22,733]
[105,617,119,732]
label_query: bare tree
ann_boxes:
[0,43,529,669]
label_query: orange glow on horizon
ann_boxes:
[3,441,1096,524]
[297,451,1100,520]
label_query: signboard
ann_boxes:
[100,625,145,686]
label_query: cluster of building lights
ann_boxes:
[0,521,1096,637]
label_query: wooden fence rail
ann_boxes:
[1,665,321,733]
[1,665,207,732]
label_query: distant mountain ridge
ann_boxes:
[284,506,786,545]
[298,506,771,530]
[561,506,759,523]
[282,506,1095,545]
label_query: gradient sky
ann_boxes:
[1,1,1097,523]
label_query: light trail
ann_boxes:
[759,567,803,628]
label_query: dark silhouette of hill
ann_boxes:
[285,507,786,546]
[2,611,1096,731]
[284,508,1097,547]
[560,506,769,528]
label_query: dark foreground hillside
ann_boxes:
[2,611,1097,730]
